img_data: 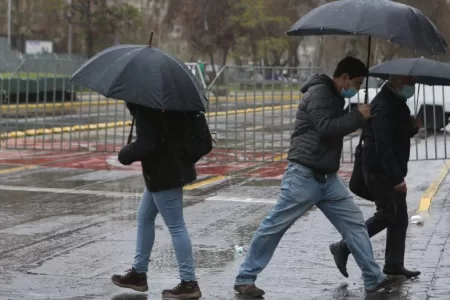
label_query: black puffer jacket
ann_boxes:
[118,104,196,192]
[361,84,419,186]
[287,74,365,174]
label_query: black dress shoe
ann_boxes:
[329,242,350,278]
[366,276,404,292]
[383,264,421,278]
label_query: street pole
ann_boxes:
[67,0,72,55]
[7,0,12,47]
[68,24,72,55]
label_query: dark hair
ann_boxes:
[333,56,368,79]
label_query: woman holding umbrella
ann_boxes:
[69,34,212,298]
[110,104,202,299]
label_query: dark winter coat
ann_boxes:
[361,84,419,186]
[118,104,196,192]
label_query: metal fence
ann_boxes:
[1,62,450,163]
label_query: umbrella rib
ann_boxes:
[158,50,205,94]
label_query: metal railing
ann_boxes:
[1,63,450,163]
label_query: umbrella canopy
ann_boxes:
[286,0,448,55]
[369,58,450,86]
[70,45,207,112]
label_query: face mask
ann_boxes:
[399,85,415,99]
[341,87,358,98]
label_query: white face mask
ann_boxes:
[398,85,416,99]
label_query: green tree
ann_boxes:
[230,0,304,66]
[65,0,143,57]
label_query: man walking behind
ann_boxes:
[330,75,422,279]
[233,56,399,298]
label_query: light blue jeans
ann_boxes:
[132,187,196,281]
[235,162,386,290]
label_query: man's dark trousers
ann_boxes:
[364,172,408,265]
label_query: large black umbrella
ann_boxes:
[70,41,207,112]
[286,0,448,102]
[369,57,450,86]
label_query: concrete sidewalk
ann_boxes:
[0,152,449,299]
[402,173,450,299]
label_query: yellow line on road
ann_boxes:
[207,104,296,118]
[210,94,301,102]
[0,165,37,174]
[0,120,134,140]
[4,94,301,111]
[0,104,297,140]
[183,175,227,191]
[418,160,450,212]
[272,153,288,162]
[2,100,119,111]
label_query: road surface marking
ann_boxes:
[0,165,37,174]
[204,195,277,204]
[210,94,301,102]
[1,104,297,140]
[0,185,198,200]
[272,153,288,161]
[418,160,450,212]
[3,94,302,111]
[183,175,227,191]
[244,125,265,131]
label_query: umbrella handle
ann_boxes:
[149,32,154,47]
[364,36,372,104]
[127,117,135,144]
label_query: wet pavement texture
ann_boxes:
[0,154,449,300]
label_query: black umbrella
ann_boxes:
[286,0,448,102]
[369,58,450,86]
[70,37,207,112]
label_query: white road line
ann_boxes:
[0,184,200,200]
[0,184,142,198]
[205,195,277,204]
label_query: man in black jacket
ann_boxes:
[330,75,421,280]
[111,104,202,299]
[234,57,399,298]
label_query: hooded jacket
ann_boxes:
[287,74,365,174]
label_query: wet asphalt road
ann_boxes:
[0,158,449,300]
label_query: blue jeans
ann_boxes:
[235,162,386,290]
[132,187,196,281]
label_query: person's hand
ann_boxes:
[358,104,371,120]
[410,116,423,129]
[394,181,407,193]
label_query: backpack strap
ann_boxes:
[127,117,135,145]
